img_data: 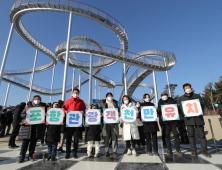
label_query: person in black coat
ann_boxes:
[136,101,145,148]
[157,91,183,157]
[45,102,61,161]
[17,95,47,163]
[141,93,159,156]
[178,83,211,158]
[8,102,26,148]
[5,108,13,135]
[86,104,101,158]
[0,109,7,137]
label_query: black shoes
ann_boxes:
[73,153,78,159]
[65,153,70,159]
[17,156,25,163]
[51,155,56,161]
[58,147,65,153]
[47,156,51,161]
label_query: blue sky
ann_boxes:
[0,0,222,106]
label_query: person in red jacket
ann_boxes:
[63,88,86,159]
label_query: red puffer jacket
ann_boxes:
[63,97,86,114]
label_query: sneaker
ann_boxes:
[58,147,65,153]
[127,149,131,156]
[17,156,25,163]
[166,150,173,156]
[47,156,51,161]
[28,155,34,162]
[65,153,70,159]
[88,152,92,157]
[51,155,56,161]
[104,152,110,157]
[132,149,137,157]
[176,150,184,156]
[13,144,19,148]
[94,153,99,158]
[147,151,153,156]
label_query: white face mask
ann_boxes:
[107,97,113,101]
[136,105,140,107]
[72,94,79,98]
[185,89,192,93]
[34,100,40,105]
[144,98,150,102]
[124,100,129,105]
[161,96,168,101]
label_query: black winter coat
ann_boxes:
[178,92,205,126]
[45,125,61,143]
[0,113,6,125]
[5,111,13,124]
[13,104,25,125]
[18,101,47,141]
[157,97,182,126]
[141,102,159,133]
[87,125,101,141]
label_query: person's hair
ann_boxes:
[143,93,150,99]
[183,83,192,89]
[106,92,113,97]
[73,88,80,93]
[91,103,98,109]
[122,95,132,104]
[33,95,41,101]
[136,101,141,105]
[3,109,7,112]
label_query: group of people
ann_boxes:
[1,82,212,164]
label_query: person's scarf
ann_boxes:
[106,99,115,108]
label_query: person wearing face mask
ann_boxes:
[17,95,47,163]
[157,91,183,157]
[63,88,86,159]
[86,104,102,157]
[121,95,140,157]
[135,101,145,148]
[178,83,211,158]
[141,93,159,156]
[100,92,120,157]
[45,102,62,161]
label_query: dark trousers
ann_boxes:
[6,123,11,135]
[137,126,145,146]
[21,126,37,157]
[84,127,89,142]
[187,125,207,151]
[66,127,79,154]
[165,123,180,150]
[126,136,136,149]
[8,124,21,146]
[48,142,58,156]
[0,124,6,136]
[79,127,83,140]
[41,124,47,144]
[105,124,117,152]
[145,132,158,152]
[178,121,189,142]
[160,124,166,145]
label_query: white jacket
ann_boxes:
[121,102,140,141]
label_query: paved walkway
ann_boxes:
[0,135,222,170]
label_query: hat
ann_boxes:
[161,91,168,96]
[53,102,60,108]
